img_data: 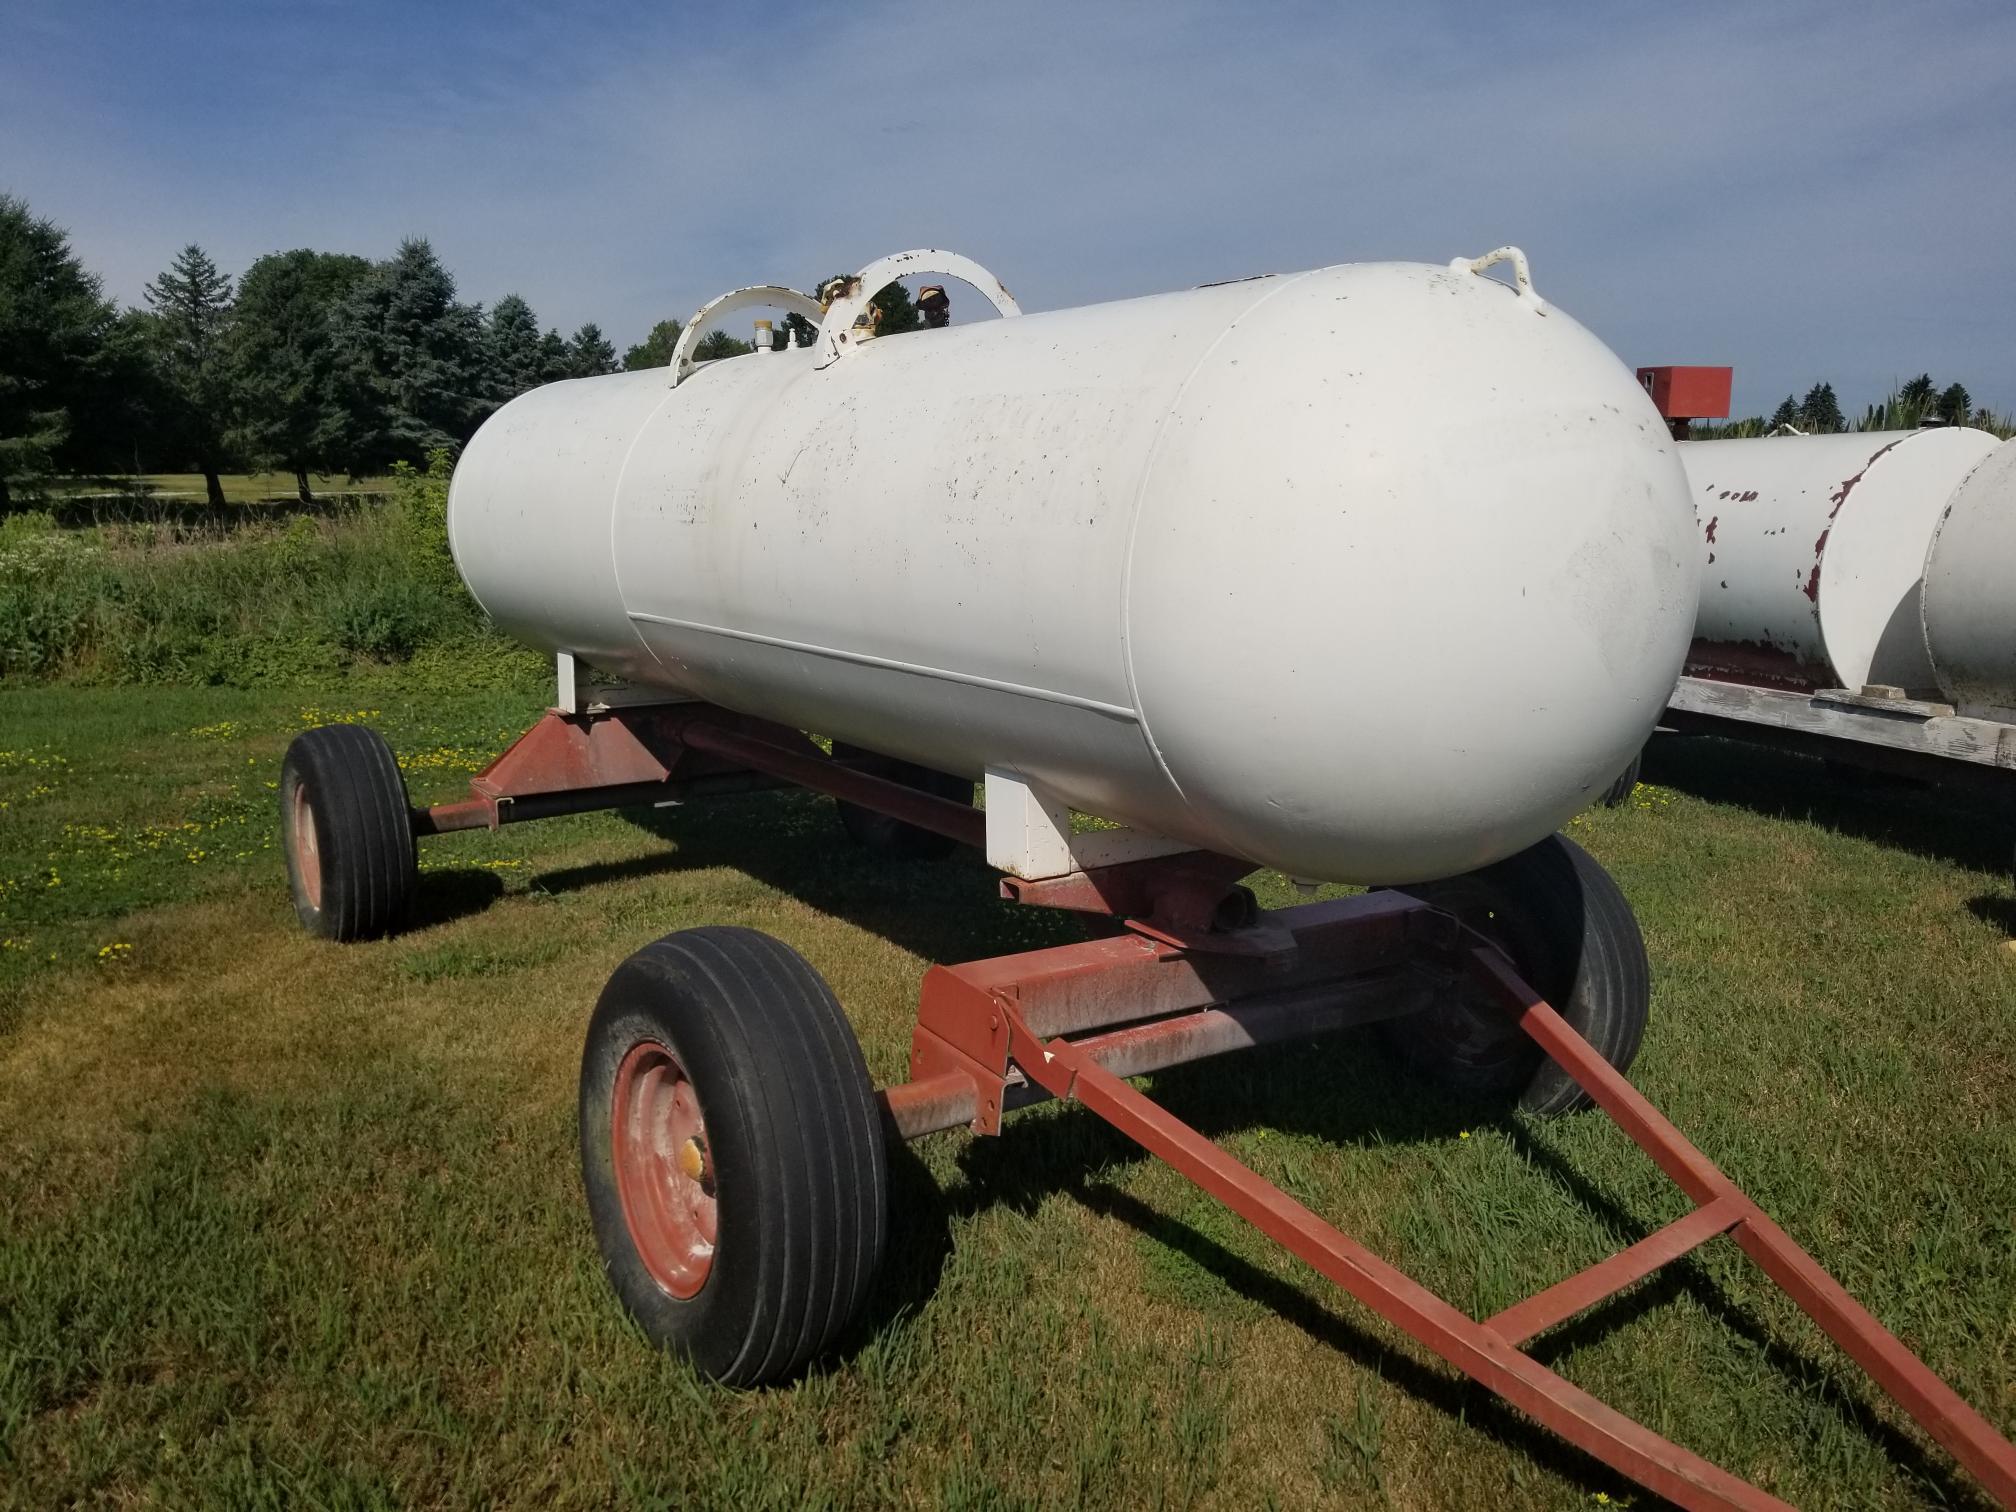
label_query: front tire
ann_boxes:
[1380,834,1649,1117]
[580,927,888,1385]
[279,724,417,941]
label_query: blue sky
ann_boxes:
[6,0,2013,417]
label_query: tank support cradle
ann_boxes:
[409,697,2016,1510]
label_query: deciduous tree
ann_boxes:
[622,318,682,370]
[815,274,920,337]
[228,249,370,501]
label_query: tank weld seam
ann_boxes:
[1116,267,1319,854]
[608,385,694,679]
[626,612,1141,722]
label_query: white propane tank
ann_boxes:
[450,250,1699,884]
[1921,437,2016,722]
[1681,428,2000,691]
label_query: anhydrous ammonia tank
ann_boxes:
[451,255,1699,883]
[1921,437,2016,722]
[1681,428,2002,692]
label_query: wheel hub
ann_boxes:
[289,783,323,910]
[610,1041,718,1298]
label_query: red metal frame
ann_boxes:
[418,697,2016,1507]
[888,901,2016,1509]
[412,702,987,845]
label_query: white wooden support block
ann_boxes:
[555,651,582,714]
[985,767,1075,879]
[983,767,1197,880]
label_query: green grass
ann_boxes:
[1,683,2013,1508]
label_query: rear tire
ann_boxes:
[279,724,416,941]
[1597,750,1642,808]
[1380,834,1649,1117]
[831,742,973,860]
[580,927,888,1385]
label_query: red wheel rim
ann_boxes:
[610,1041,717,1298]
[289,783,323,910]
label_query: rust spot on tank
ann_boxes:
[1813,528,1830,557]
[1707,552,1716,563]
[1719,490,1732,500]
[1800,565,1821,602]
[1827,437,1907,518]
[1704,516,1718,543]
[1687,637,1819,689]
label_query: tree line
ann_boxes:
[1766,375,1977,435]
[0,193,779,510]
[22,184,2001,508]
[1693,374,2007,441]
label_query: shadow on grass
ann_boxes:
[1643,732,2016,879]
[1504,1124,1987,1509]
[1965,895,2016,937]
[404,867,507,931]
[521,791,1095,968]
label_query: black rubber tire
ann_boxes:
[279,724,417,941]
[1597,749,1643,808]
[1379,834,1649,1117]
[580,927,888,1386]
[831,742,973,861]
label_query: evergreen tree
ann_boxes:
[0,195,121,508]
[537,328,573,385]
[1798,381,1843,434]
[622,318,683,370]
[1899,373,1935,409]
[874,280,920,335]
[693,329,755,360]
[327,238,486,471]
[71,309,161,477]
[486,293,550,400]
[567,322,619,378]
[144,244,238,507]
[1937,382,1971,426]
[228,249,370,501]
[780,312,817,349]
[1767,395,1800,432]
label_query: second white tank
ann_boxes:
[1682,428,2001,691]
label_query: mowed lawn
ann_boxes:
[1,684,2012,1509]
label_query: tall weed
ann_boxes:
[0,454,542,688]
